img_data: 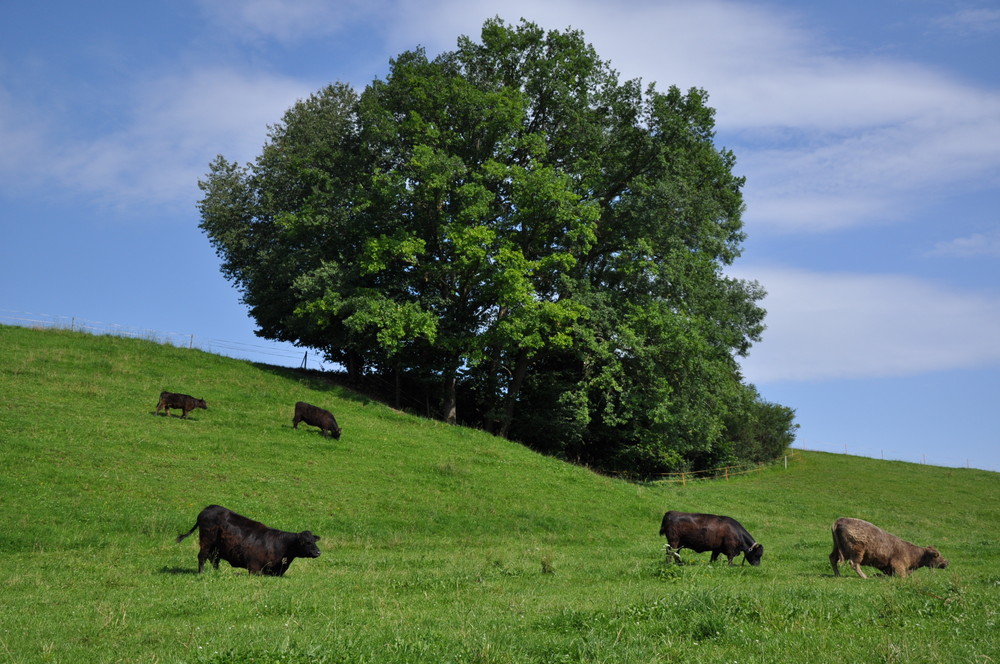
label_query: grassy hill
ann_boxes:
[1,325,998,663]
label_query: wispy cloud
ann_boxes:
[0,68,314,211]
[935,8,1000,36]
[929,229,1000,257]
[196,0,387,42]
[731,266,1000,382]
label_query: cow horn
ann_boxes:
[750,542,761,551]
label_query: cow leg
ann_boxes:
[710,551,720,564]
[181,409,189,419]
[202,545,220,570]
[849,558,868,579]
[197,550,208,573]
[830,548,843,576]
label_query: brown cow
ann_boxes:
[156,391,207,419]
[660,510,764,566]
[829,517,948,578]
[176,505,321,576]
[292,401,341,439]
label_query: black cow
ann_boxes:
[292,401,341,439]
[156,391,207,419]
[176,505,321,576]
[659,510,764,566]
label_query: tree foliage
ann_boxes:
[198,18,793,474]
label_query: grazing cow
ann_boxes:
[156,391,207,418]
[292,401,341,439]
[176,505,321,576]
[829,517,948,578]
[659,510,764,566]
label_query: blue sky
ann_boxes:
[2,0,998,470]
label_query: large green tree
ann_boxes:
[199,18,789,474]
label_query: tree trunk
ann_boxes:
[442,365,458,424]
[394,362,401,410]
[347,350,363,385]
[499,349,529,438]
[482,344,504,434]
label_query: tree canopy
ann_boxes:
[198,18,795,475]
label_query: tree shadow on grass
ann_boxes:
[252,364,382,406]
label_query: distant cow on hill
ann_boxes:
[175,504,321,576]
[659,510,764,566]
[829,517,948,578]
[155,391,207,419]
[292,401,341,439]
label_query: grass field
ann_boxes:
[1,325,998,663]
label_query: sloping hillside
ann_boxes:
[1,325,997,663]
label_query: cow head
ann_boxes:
[197,398,208,410]
[297,531,322,558]
[332,426,342,440]
[745,541,764,566]
[921,546,948,570]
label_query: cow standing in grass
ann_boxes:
[292,401,341,439]
[829,517,948,578]
[659,510,764,566]
[155,391,207,419]
[176,505,321,576]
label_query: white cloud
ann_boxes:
[935,8,1000,36]
[0,68,315,211]
[738,97,1000,232]
[929,229,1000,257]
[0,85,57,193]
[730,266,1000,382]
[197,0,388,42]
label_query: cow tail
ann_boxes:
[176,523,198,543]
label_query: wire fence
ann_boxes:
[618,451,801,485]
[619,444,986,484]
[0,309,332,370]
[791,440,987,472]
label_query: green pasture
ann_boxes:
[1,325,997,663]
